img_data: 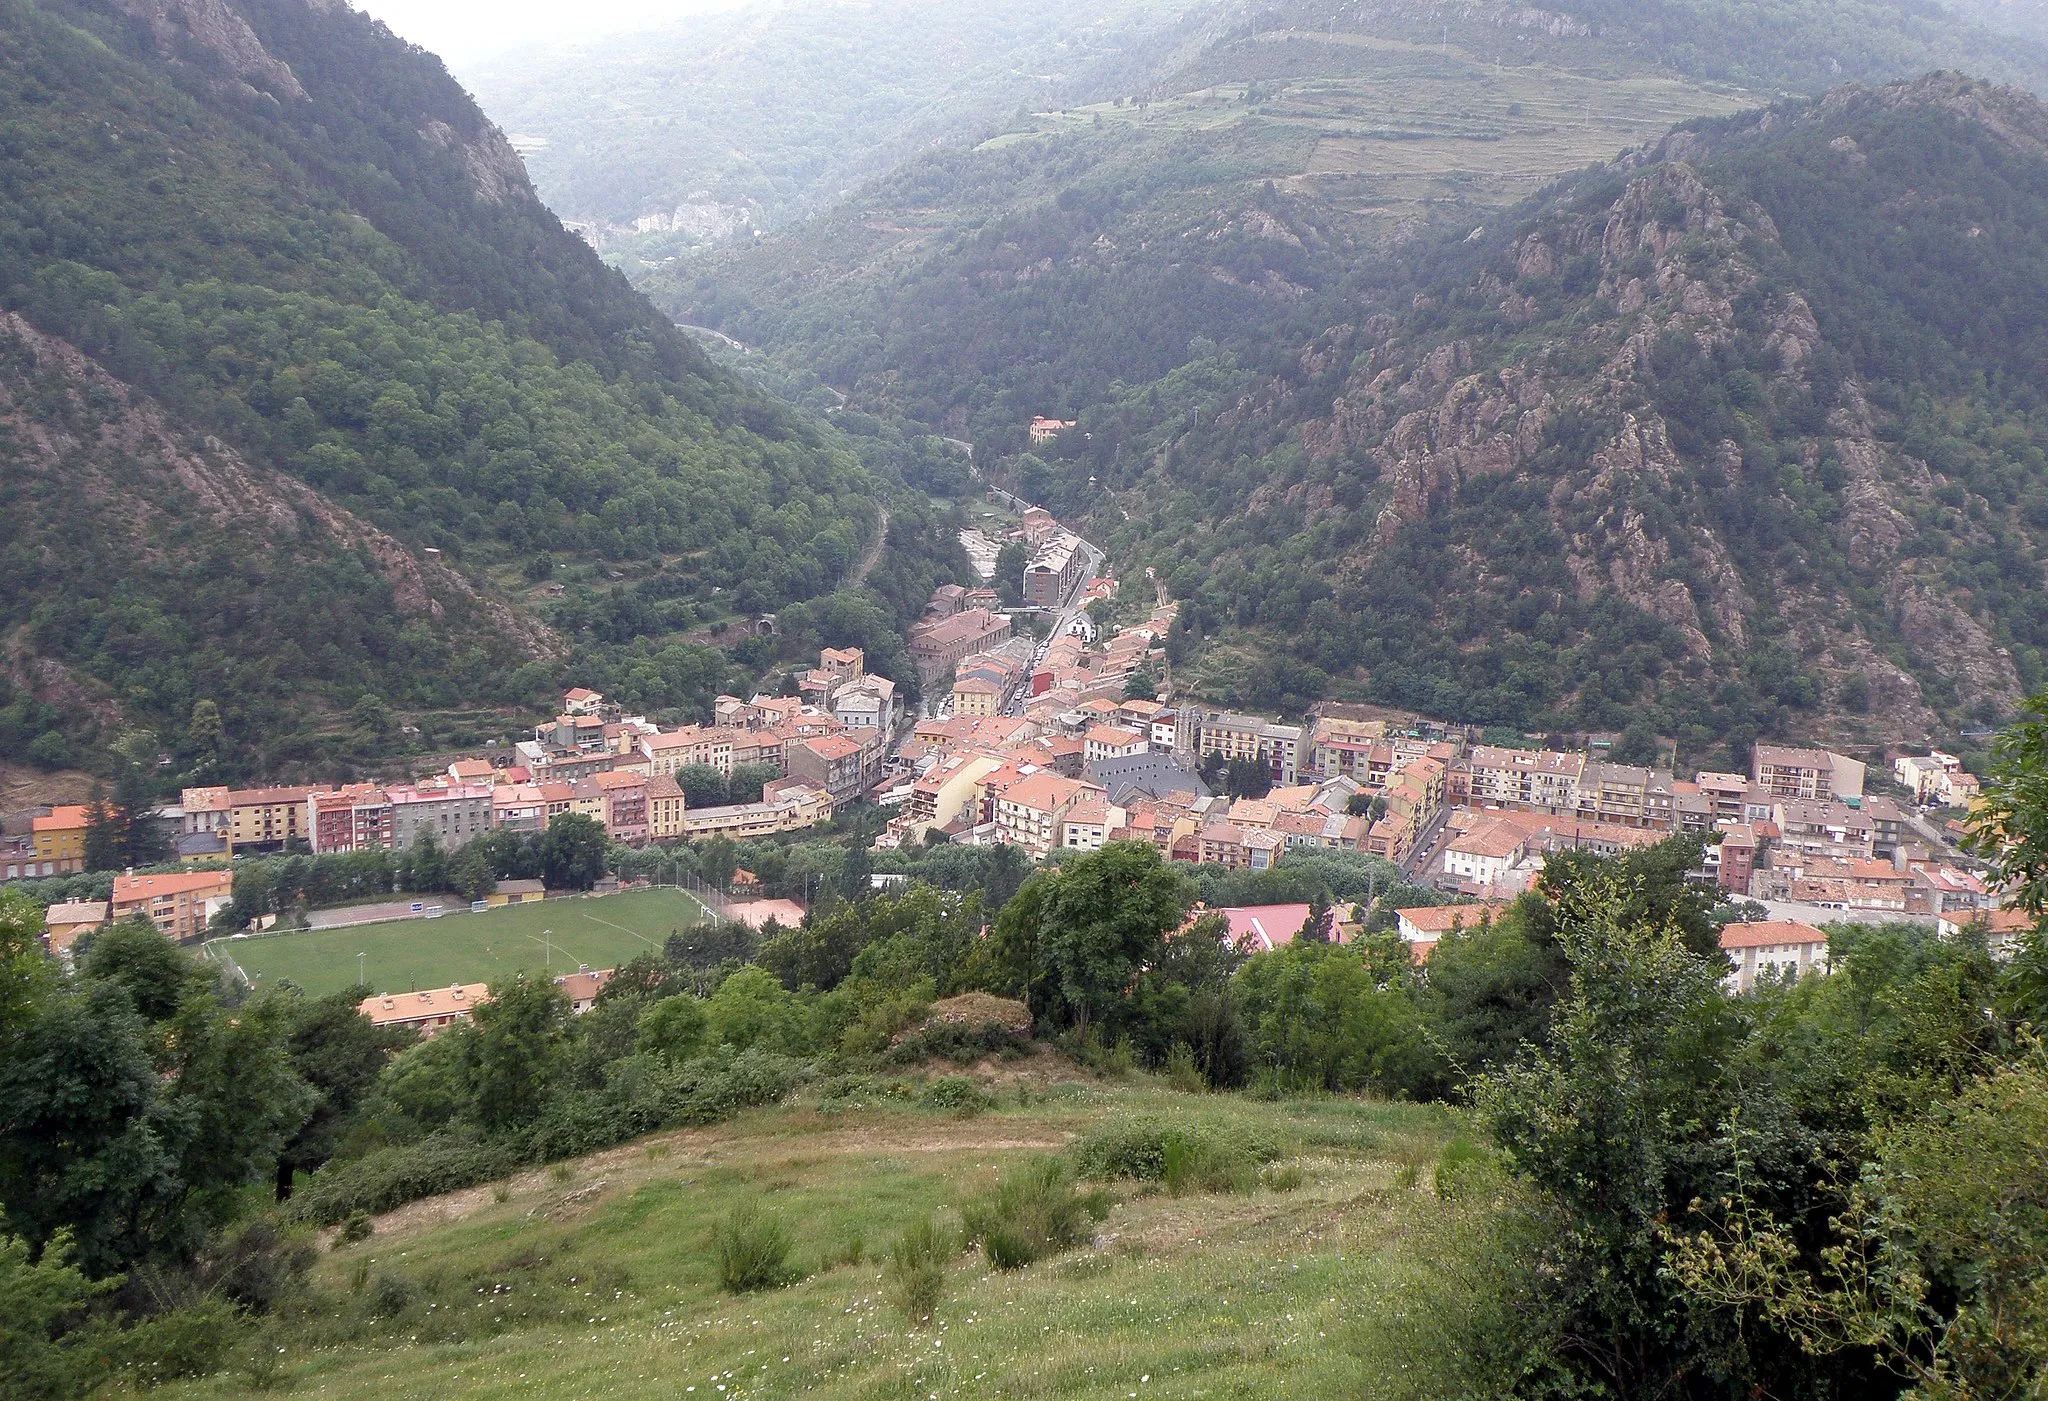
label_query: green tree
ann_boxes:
[1122,669,1157,702]
[184,699,224,762]
[447,843,497,903]
[995,539,1031,608]
[637,994,707,1063]
[676,763,730,808]
[994,843,1192,1035]
[273,991,413,1199]
[465,975,567,1134]
[704,967,810,1053]
[78,919,207,1023]
[538,814,608,892]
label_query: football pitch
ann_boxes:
[208,888,711,998]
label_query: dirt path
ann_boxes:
[846,506,889,588]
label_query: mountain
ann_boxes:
[1021,74,2048,761]
[465,0,1203,260]
[630,0,2048,444]
[0,0,880,776]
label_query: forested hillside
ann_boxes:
[1020,75,2048,761]
[0,0,888,775]
[640,0,2048,445]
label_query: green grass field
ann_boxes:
[160,1077,1482,1401]
[211,888,709,997]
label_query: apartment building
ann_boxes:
[830,674,900,734]
[1464,747,1584,813]
[1023,532,1088,609]
[995,772,1097,859]
[386,784,493,851]
[29,805,89,875]
[1772,799,1876,861]
[226,786,314,851]
[646,773,687,841]
[308,784,394,854]
[110,869,233,944]
[573,770,649,844]
[1753,744,1865,803]
[1574,762,1676,829]
[788,734,872,805]
[358,983,489,1037]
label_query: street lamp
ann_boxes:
[543,928,552,971]
[357,951,365,987]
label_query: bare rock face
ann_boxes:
[419,119,539,206]
[111,0,307,100]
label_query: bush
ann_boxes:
[1070,1117,1281,1185]
[714,1201,798,1292]
[107,1301,242,1388]
[288,1132,522,1227]
[1161,1130,1258,1196]
[1433,1133,1496,1202]
[962,1158,1110,1270]
[919,1075,993,1116]
[336,1212,373,1247]
[886,1020,1033,1065]
[1260,1161,1306,1192]
[884,1215,953,1323]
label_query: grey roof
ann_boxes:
[175,832,228,858]
[1084,753,1211,805]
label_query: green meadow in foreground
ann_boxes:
[159,1077,1479,1400]
[212,889,707,998]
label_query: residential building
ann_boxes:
[1085,752,1210,806]
[179,786,232,837]
[1694,772,1751,822]
[42,900,107,957]
[1575,762,1677,829]
[906,753,1003,841]
[1465,747,1584,813]
[491,784,550,835]
[1713,823,1760,896]
[909,609,1013,687]
[358,983,489,1037]
[1395,902,1512,961]
[563,687,605,716]
[647,773,687,840]
[788,734,872,806]
[308,784,394,854]
[1443,817,1529,892]
[386,784,493,851]
[1937,907,2031,960]
[1082,725,1150,765]
[1720,921,1831,992]
[555,968,611,1014]
[831,674,900,735]
[111,869,233,944]
[226,786,314,851]
[1024,532,1088,608]
[952,674,1006,717]
[1208,903,1323,954]
[29,805,89,874]
[1864,796,1909,859]
[1772,799,1876,861]
[995,771,1096,859]
[574,770,649,844]
[1753,744,1864,803]
[447,758,498,787]
[1060,797,1117,852]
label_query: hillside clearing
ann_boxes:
[163,1083,1473,1400]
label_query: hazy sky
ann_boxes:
[352,0,755,68]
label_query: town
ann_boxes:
[3,497,2015,990]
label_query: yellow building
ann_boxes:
[647,773,687,840]
[952,675,1005,717]
[31,805,90,873]
[226,786,313,850]
[484,879,546,907]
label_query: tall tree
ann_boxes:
[465,975,567,1133]
[538,813,609,892]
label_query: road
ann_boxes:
[847,507,890,588]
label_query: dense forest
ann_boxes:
[0,0,933,776]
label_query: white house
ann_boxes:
[1719,920,1830,992]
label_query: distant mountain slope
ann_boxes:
[637,0,2048,444]
[0,0,877,774]
[466,0,1201,256]
[1030,75,2048,759]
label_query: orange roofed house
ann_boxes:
[359,983,491,1037]
[1719,920,1831,992]
[111,869,234,944]
[30,805,90,876]
[1394,901,1513,962]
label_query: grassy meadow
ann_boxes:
[160,1078,1494,1401]
[212,889,708,997]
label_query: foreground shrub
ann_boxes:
[962,1158,1110,1270]
[1070,1117,1281,1187]
[714,1201,797,1292]
[286,1132,522,1227]
[884,1215,954,1323]
[919,1075,993,1116]
[1161,1130,1258,1196]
